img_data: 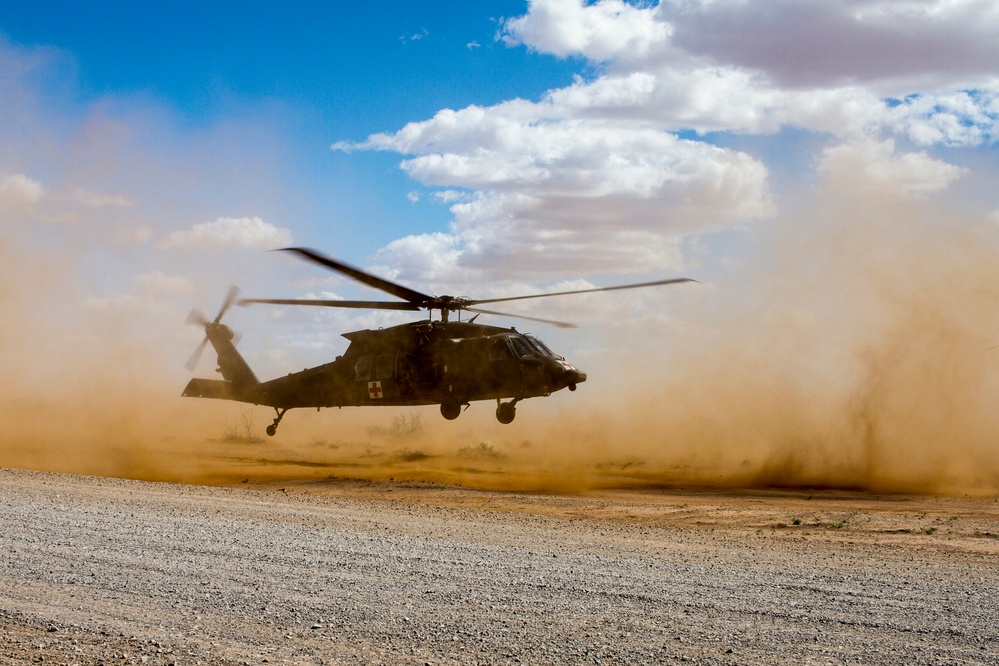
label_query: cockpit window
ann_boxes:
[525,336,556,357]
[510,336,536,358]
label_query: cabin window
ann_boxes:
[376,353,396,380]
[354,356,372,381]
[490,339,514,362]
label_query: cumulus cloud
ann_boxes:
[819,139,966,199]
[507,1,998,141]
[333,0,997,284]
[502,0,671,62]
[656,0,999,93]
[504,0,999,92]
[884,90,999,146]
[342,104,773,279]
[158,216,293,251]
[544,69,886,138]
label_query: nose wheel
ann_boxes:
[495,399,518,424]
[266,408,288,437]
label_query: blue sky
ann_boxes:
[1,0,583,254]
[4,1,999,489]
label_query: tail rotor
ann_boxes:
[185,286,240,371]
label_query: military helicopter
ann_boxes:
[182,248,693,436]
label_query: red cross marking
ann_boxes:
[368,381,383,399]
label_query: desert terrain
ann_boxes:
[2,456,998,665]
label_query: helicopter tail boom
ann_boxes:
[182,378,237,401]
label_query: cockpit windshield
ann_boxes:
[510,336,536,358]
[509,334,562,359]
[525,336,558,358]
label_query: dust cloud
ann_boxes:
[3,173,999,497]
[570,180,999,496]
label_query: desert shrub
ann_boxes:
[367,412,424,437]
[397,448,429,462]
[458,441,504,459]
[221,408,264,443]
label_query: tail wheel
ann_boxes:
[267,408,288,436]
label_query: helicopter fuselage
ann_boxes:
[182,319,586,432]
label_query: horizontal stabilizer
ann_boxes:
[182,378,235,401]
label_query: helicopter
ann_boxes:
[182,247,694,436]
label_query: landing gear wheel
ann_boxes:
[268,408,288,437]
[440,400,462,420]
[496,400,517,425]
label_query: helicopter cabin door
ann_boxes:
[354,352,405,402]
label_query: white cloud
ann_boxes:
[883,91,999,146]
[0,173,45,215]
[503,0,671,62]
[502,0,999,138]
[544,68,886,138]
[349,106,774,214]
[818,139,966,199]
[375,232,463,283]
[158,216,293,251]
[433,190,468,203]
[506,0,999,93]
[336,0,997,284]
[339,101,772,279]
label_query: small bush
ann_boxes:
[222,408,264,443]
[458,441,504,459]
[397,448,429,462]
[368,413,424,437]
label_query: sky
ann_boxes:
[3,0,999,493]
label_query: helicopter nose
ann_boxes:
[555,360,586,389]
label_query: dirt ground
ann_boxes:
[3,419,999,665]
[247,476,999,557]
[3,464,999,665]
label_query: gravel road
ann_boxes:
[2,467,997,665]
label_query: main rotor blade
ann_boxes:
[239,298,422,311]
[466,307,577,329]
[467,277,697,307]
[280,248,432,305]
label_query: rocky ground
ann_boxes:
[2,467,998,665]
